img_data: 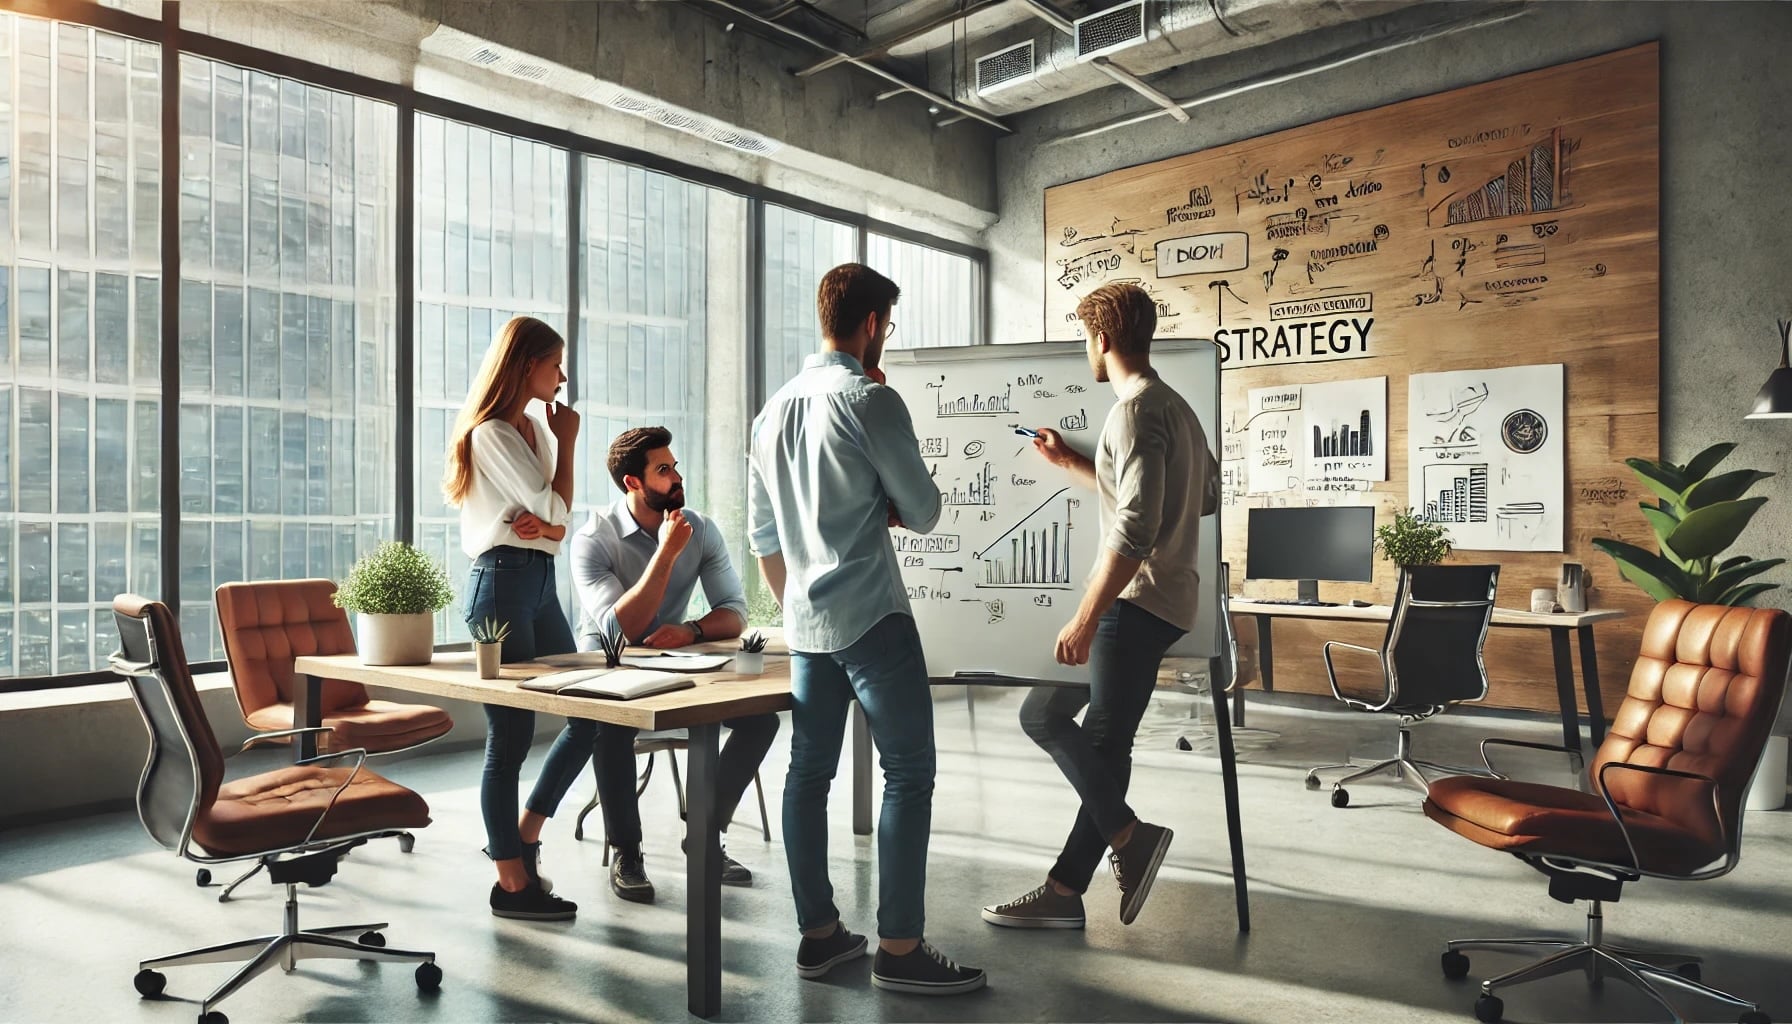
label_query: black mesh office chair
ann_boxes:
[1305,564,1500,807]
[111,596,440,1024]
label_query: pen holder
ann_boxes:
[475,642,501,679]
[734,651,765,675]
[1530,588,1558,614]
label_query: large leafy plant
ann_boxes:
[333,541,455,615]
[1591,443,1781,605]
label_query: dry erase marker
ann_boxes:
[1014,427,1040,438]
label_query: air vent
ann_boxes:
[591,86,784,157]
[975,40,1035,96]
[1074,1,1151,62]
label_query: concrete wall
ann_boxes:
[987,1,1792,613]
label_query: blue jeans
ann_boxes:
[1019,599,1185,894]
[785,613,935,940]
[465,546,576,862]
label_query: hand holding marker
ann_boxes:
[1014,426,1041,438]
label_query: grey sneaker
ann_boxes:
[1110,821,1173,925]
[871,940,987,996]
[981,883,1086,929]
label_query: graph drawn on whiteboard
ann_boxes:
[937,383,1013,417]
[975,488,1079,590]
[942,462,996,506]
[1421,464,1490,523]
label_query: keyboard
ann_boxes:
[1247,598,1339,607]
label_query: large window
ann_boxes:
[0,17,161,676]
[412,114,567,643]
[869,232,980,350]
[760,204,854,401]
[175,57,398,661]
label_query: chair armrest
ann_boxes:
[240,726,334,753]
[106,653,154,677]
[1480,737,1585,780]
[1321,641,1387,707]
[1594,761,1732,879]
[292,745,371,845]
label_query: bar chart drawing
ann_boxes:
[941,462,996,506]
[937,384,1012,417]
[1311,408,1374,458]
[1421,463,1490,523]
[975,488,1075,589]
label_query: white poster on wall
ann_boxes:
[1407,363,1565,552]
[1245,384,1303,494]
[1302,376,1387,490]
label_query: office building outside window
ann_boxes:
[0,17,161,675]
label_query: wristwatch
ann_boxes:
[684,619,705,642]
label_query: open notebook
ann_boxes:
[516,667,694,700]
[536,651,734,672]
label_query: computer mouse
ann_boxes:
[1349,599,1372,607]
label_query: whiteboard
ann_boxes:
[884,340,1222,684]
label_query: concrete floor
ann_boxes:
[3,688,1790,1024]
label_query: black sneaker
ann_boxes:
[683,836,754,887]
[611,847,656,903]
[795,923,869,980]
[1110,821,1173,925]
[489,881,577,921]
[522,840,555,893]
[981,883,1086,929]
[871,940,987,996]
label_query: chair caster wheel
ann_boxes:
[359,931,386,947]
[1474,993,1504,1022]
[1331,787,1350,808]
[134,969,166,998]
[1441,950,1470,980]
[1176,736,1193,751]
[199,1011,229,1024]
[194,868,212,887]
[416,961,443,991]
[398,833,415,854]
[1737,1011,1769,1024]
[1675,962,1701,982]
[1304,775,1321,790]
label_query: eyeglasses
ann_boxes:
[881,318,897,342]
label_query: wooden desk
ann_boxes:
[291,647,791,1019]
[1229,600,1626,752]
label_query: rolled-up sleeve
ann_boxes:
[1106,404,1165,559]
[858,386,942,535]
[571,527,626,639]
[470,420,569,526]
[747,444,781,558]
[698,520,749,626]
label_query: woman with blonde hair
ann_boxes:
[444,314,581,921]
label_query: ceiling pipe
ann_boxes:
[1019,0,1192,124]
[699,0,1013,132]
[1042,3,1531,145]
[796,0,1014,78]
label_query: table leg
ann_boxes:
[1208,672,1251,934]
[1242,614,1274,728]
[686,722,722,1018]
[294,673,322,762]
[851,700,872,837]
[1578,625,1607,748]
[1550,628,1583,753]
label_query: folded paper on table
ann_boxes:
[517,667,694,700]
[620,653,733,672]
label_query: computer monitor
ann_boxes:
[1245,505,1376,605]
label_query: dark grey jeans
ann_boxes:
[1019,599,1186,894]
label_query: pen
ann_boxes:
[1014,427,1040,438]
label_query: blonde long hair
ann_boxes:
[443,316,565,507]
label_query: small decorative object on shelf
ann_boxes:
[471,618,509,679]
[736,631,768,675]
[333,541,455,666]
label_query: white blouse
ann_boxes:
[458,413,570,559]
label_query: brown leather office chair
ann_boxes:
[111,595,440,1024]
[1425,599,1787,1024]
[209,579,452,900]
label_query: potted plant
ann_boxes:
[1591,443,1782,605]
[470,618,510,679]
[735,631,768,675]
[1375,509,1452,569]
[333,541,455,666]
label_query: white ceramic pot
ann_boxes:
[475,641,502,679]
[356,612,436,666]
[1745,734,1788,812]
[734,651,765,675]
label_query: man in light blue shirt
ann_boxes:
[518,427,778,902]
[749,263,985,996]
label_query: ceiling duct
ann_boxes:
[975,40,1036,96]
[1074,0,1152,62]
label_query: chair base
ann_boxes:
[1306,727,1491,799]
[139,882,435,1019]
[1444,902,1766,1024]
[208,832,416,902]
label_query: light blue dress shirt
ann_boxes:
[748,351,943,653]
[570,496,749,643]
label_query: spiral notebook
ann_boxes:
[517,667,693,700]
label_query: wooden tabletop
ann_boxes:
[1229,599,1626,629]
[294,649,792,731]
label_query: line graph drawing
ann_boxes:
[975,488,1077,589]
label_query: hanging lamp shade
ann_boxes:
[1746,319,1792,420]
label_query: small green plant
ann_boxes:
[470,618,510,646]
[738,630,767,653]
[1375,509,1453,567]
[333,541,454,615]
[1592,442,1782,605]
[591,625,626,668]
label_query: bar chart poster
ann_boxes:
[1301,376,1387,488]
[1407,363,1564,551]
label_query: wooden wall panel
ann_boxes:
[1043,45,1661,716]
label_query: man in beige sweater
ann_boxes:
[983,281,1212,931]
